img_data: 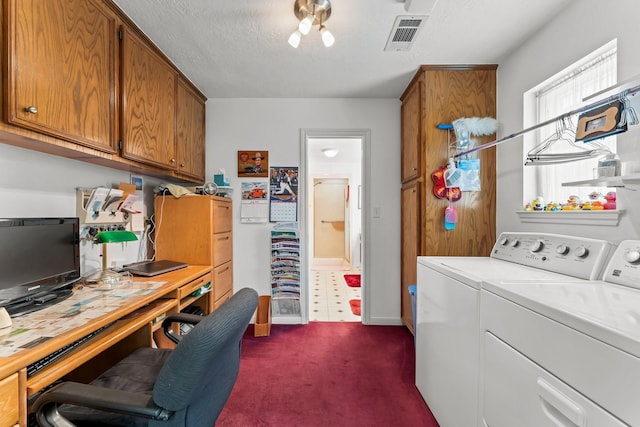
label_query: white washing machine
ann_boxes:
[481,240,640,427]
[416,233,613,427]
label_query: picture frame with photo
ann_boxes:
[238,150,269,177]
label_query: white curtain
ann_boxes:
[530,46,617,204]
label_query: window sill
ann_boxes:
[516,210,625,226]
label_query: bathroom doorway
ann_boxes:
[300,129,369,323]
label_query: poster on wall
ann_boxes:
[269,166,298,222]
[237,150,269,177]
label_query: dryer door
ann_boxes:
[483,332,625,427]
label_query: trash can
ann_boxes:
[408,284,417,341]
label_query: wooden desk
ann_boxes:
[0,265,212,427]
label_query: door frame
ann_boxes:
[300,128,371,324]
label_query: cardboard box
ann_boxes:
[254,295,271,337]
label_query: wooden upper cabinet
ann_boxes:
[5,0,117,152]
[400,78,423,183]
[120,25,177,170]
[175,78,206,181]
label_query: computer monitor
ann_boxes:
[0,217,81,316]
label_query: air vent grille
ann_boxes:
[385,15,428,52]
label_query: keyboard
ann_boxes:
[27,322,114,378]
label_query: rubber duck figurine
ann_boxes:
[532,197,545,211]
[604,192,617,210]
[566,195,581,210]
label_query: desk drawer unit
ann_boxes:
[154,194,233,313]
[0,373,19,427]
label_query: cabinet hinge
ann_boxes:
[117,29,123,40]
[118,140,123,150]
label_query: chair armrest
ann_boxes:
[33,382,172,427]
[161,312,205,344]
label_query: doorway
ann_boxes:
[300,129,369,324]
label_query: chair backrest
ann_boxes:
[151,287,258,427]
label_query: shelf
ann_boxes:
[517,209,625,226]
[562,173,640,188]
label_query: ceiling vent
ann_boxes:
[384,15,428,52]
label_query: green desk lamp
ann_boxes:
[96,230,138,282]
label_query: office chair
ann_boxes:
[33,287,259,427]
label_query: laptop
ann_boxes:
[123,260,188,277]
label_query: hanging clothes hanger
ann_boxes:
[525,116,612,166]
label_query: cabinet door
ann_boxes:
[401,79,423,183]
[175,78,206,181]
[6,0,117,152]
[120,26,177,169]
[401,180,421,333]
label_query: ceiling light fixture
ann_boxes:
[322,148,339,158]
[288,0,334,48]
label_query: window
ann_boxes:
[523,40,617,207]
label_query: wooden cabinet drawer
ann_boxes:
[213,261,233,302]
[213,290,232,311]
[0,373,19,427]
[177,273,212,300]
[213,200,232,233]
[213,232,232,266]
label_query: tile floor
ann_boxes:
[309,268,361,322]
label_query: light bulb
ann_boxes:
[298,14,314,35]
[288,30,302,48]
[320,26,335,47]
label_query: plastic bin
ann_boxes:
[408,284,417,340]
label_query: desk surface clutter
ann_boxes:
[0,265,213,427]
[0,280,167,357]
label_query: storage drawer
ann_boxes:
[213,261,233,302]
[177,272,212,300]
[213,232,232,266]
[0,373,19,427]
[213,200,232,233]
[213,289,232,311]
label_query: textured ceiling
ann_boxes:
[112,0,573,99]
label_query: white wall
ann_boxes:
[206,98,401,325]
[496,0,640,243]
[0,143,163,275]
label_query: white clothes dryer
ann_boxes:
[481,240,640,427]
[416,232,613,427]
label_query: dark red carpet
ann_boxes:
[343,274,361,287]
[216,323,439,427]
[349,299,361,316]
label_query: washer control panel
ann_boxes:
[603,240,640,289]
[491,232,613,280]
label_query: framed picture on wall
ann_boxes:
[238,150,269,177]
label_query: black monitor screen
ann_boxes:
[0,218,80,306]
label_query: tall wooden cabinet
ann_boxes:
[400,65,497,333]
[154,195,234,310]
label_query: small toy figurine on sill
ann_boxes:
[604,191,617,210]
